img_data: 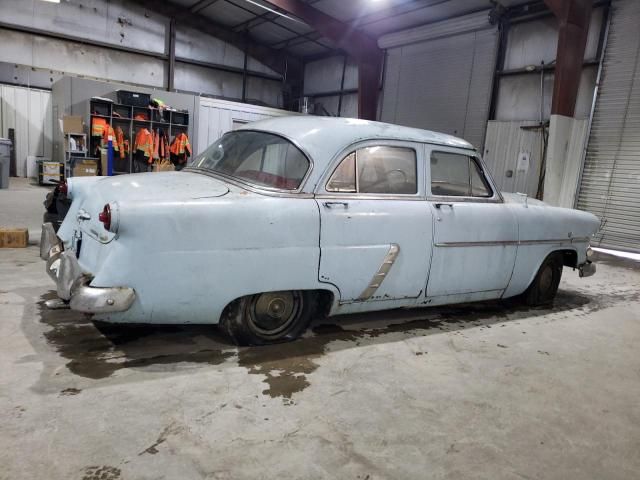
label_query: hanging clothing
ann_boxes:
[134,128,154,163]
[102,124,119,154]
[169,132,192,168]
[153,129,170,163]
[91,117,108,137]
[114,126,128,160]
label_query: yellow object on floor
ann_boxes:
[0,227,29,248]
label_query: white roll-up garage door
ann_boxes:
[379,11,498,150]
[576,0,640,253]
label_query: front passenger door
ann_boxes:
[427,149,518,299]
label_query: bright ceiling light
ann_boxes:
[39,0,61,3]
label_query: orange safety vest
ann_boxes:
[115,126,127,159]
[102,124,119,153]
[153,129,170,162]
[134,128,154,162]
[92,117,108,137]
[169,133,191,157]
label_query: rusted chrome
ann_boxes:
[579,261,596,278]
[69,279,136,314]
[40,222,60,260]
[357,244,400,301]
[56,251,83,301]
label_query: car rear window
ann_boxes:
[190,131,310,191]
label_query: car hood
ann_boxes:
[501,192,546,207]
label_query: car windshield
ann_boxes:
[189,131,310,191]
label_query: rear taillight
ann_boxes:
[98,204,111,231]
[58,181,68,196]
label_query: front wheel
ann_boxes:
[219,291,314,346]
[521,253,564,306]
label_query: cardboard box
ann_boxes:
[0,228,29,248]
[72,159,98,177]
[62,115,84,134]
[152,160,175,172]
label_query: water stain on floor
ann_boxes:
[35,282,639,400]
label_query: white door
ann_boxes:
[316,143,433,304]
[426,148,518,298]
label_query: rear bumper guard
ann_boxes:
[578,261,596,278]
[41,222,135,313]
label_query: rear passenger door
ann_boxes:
[315,142,433,307]
[427,148,518,299]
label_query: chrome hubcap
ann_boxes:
[249,291,302,336]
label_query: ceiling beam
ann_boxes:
[128,0,303,84]
[262,0,383,120]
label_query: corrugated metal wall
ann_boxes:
[0,84,52,177]
[0,0,282,106]
[379,12,498,150]
[577,0,640,253]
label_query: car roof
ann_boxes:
[236,115,476,193]
[239,116,474,153]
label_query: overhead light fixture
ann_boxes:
[244,0,306,25]
[39,0,61,3]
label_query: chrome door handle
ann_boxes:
[323,201,348,209]
[434,203,454,209]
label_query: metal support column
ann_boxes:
[167,18,176,91]
[544,0,593,117]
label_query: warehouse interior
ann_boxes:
[0,0,639,478]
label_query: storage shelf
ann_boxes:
[88,95,190,175]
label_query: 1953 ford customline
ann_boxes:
[41,116,599,345]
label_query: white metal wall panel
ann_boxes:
[196,97,292,154]
[0,84,52,177]
[380,24,497,149]
[483,121,544,197]
[577,0,640,253]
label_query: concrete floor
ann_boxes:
[1,178,639,480]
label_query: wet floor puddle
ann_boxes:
[36,286,637,400]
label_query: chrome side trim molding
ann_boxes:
[434,237,590,248]
[357,244,400,301]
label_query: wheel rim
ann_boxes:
[539,264,554,293]
[248,291,303,337]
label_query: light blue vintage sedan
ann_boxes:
[41,116,599,345]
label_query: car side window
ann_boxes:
[326,146,417,195]
[430,151,492,197]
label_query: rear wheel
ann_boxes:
[220,291,314,346]
[521,253,564,306]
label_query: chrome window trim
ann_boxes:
[186,129,315,194]
[315,193,426,201]
[427,147,503,203]
[316,139,425,198]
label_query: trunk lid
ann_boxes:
[69,172,229,243]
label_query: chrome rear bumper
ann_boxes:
[41,222,135,313]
